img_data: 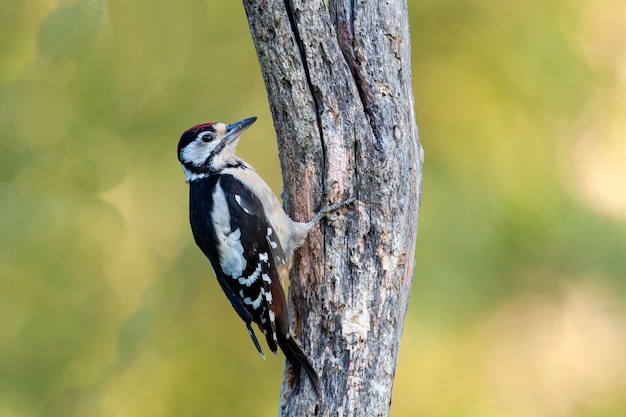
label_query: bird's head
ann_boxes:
[177,116,257,182]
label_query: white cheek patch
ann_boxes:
[182,140,218,166]
[211,180,247,277]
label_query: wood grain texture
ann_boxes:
[243,0,423,415]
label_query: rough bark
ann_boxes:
[243,0,423,416]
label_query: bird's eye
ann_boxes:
[199,132,215,143]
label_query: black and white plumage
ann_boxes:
[178,117,350,395]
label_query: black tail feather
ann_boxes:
[277,329,321,398]
[246,323,265,359]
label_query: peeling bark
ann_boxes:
[243,0,423,415]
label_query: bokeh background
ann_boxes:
[1,1,625,416]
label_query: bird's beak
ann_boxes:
[224,117,257,142]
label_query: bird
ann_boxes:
[177,116,353,396]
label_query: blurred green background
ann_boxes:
[1,1,625,416]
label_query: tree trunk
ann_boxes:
[243,0,423,415]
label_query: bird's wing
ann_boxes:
[214,173,290,354]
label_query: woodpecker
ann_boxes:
[177,116,352,396]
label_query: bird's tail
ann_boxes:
[276,328,321,397]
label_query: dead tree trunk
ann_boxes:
[243,0,423,415]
